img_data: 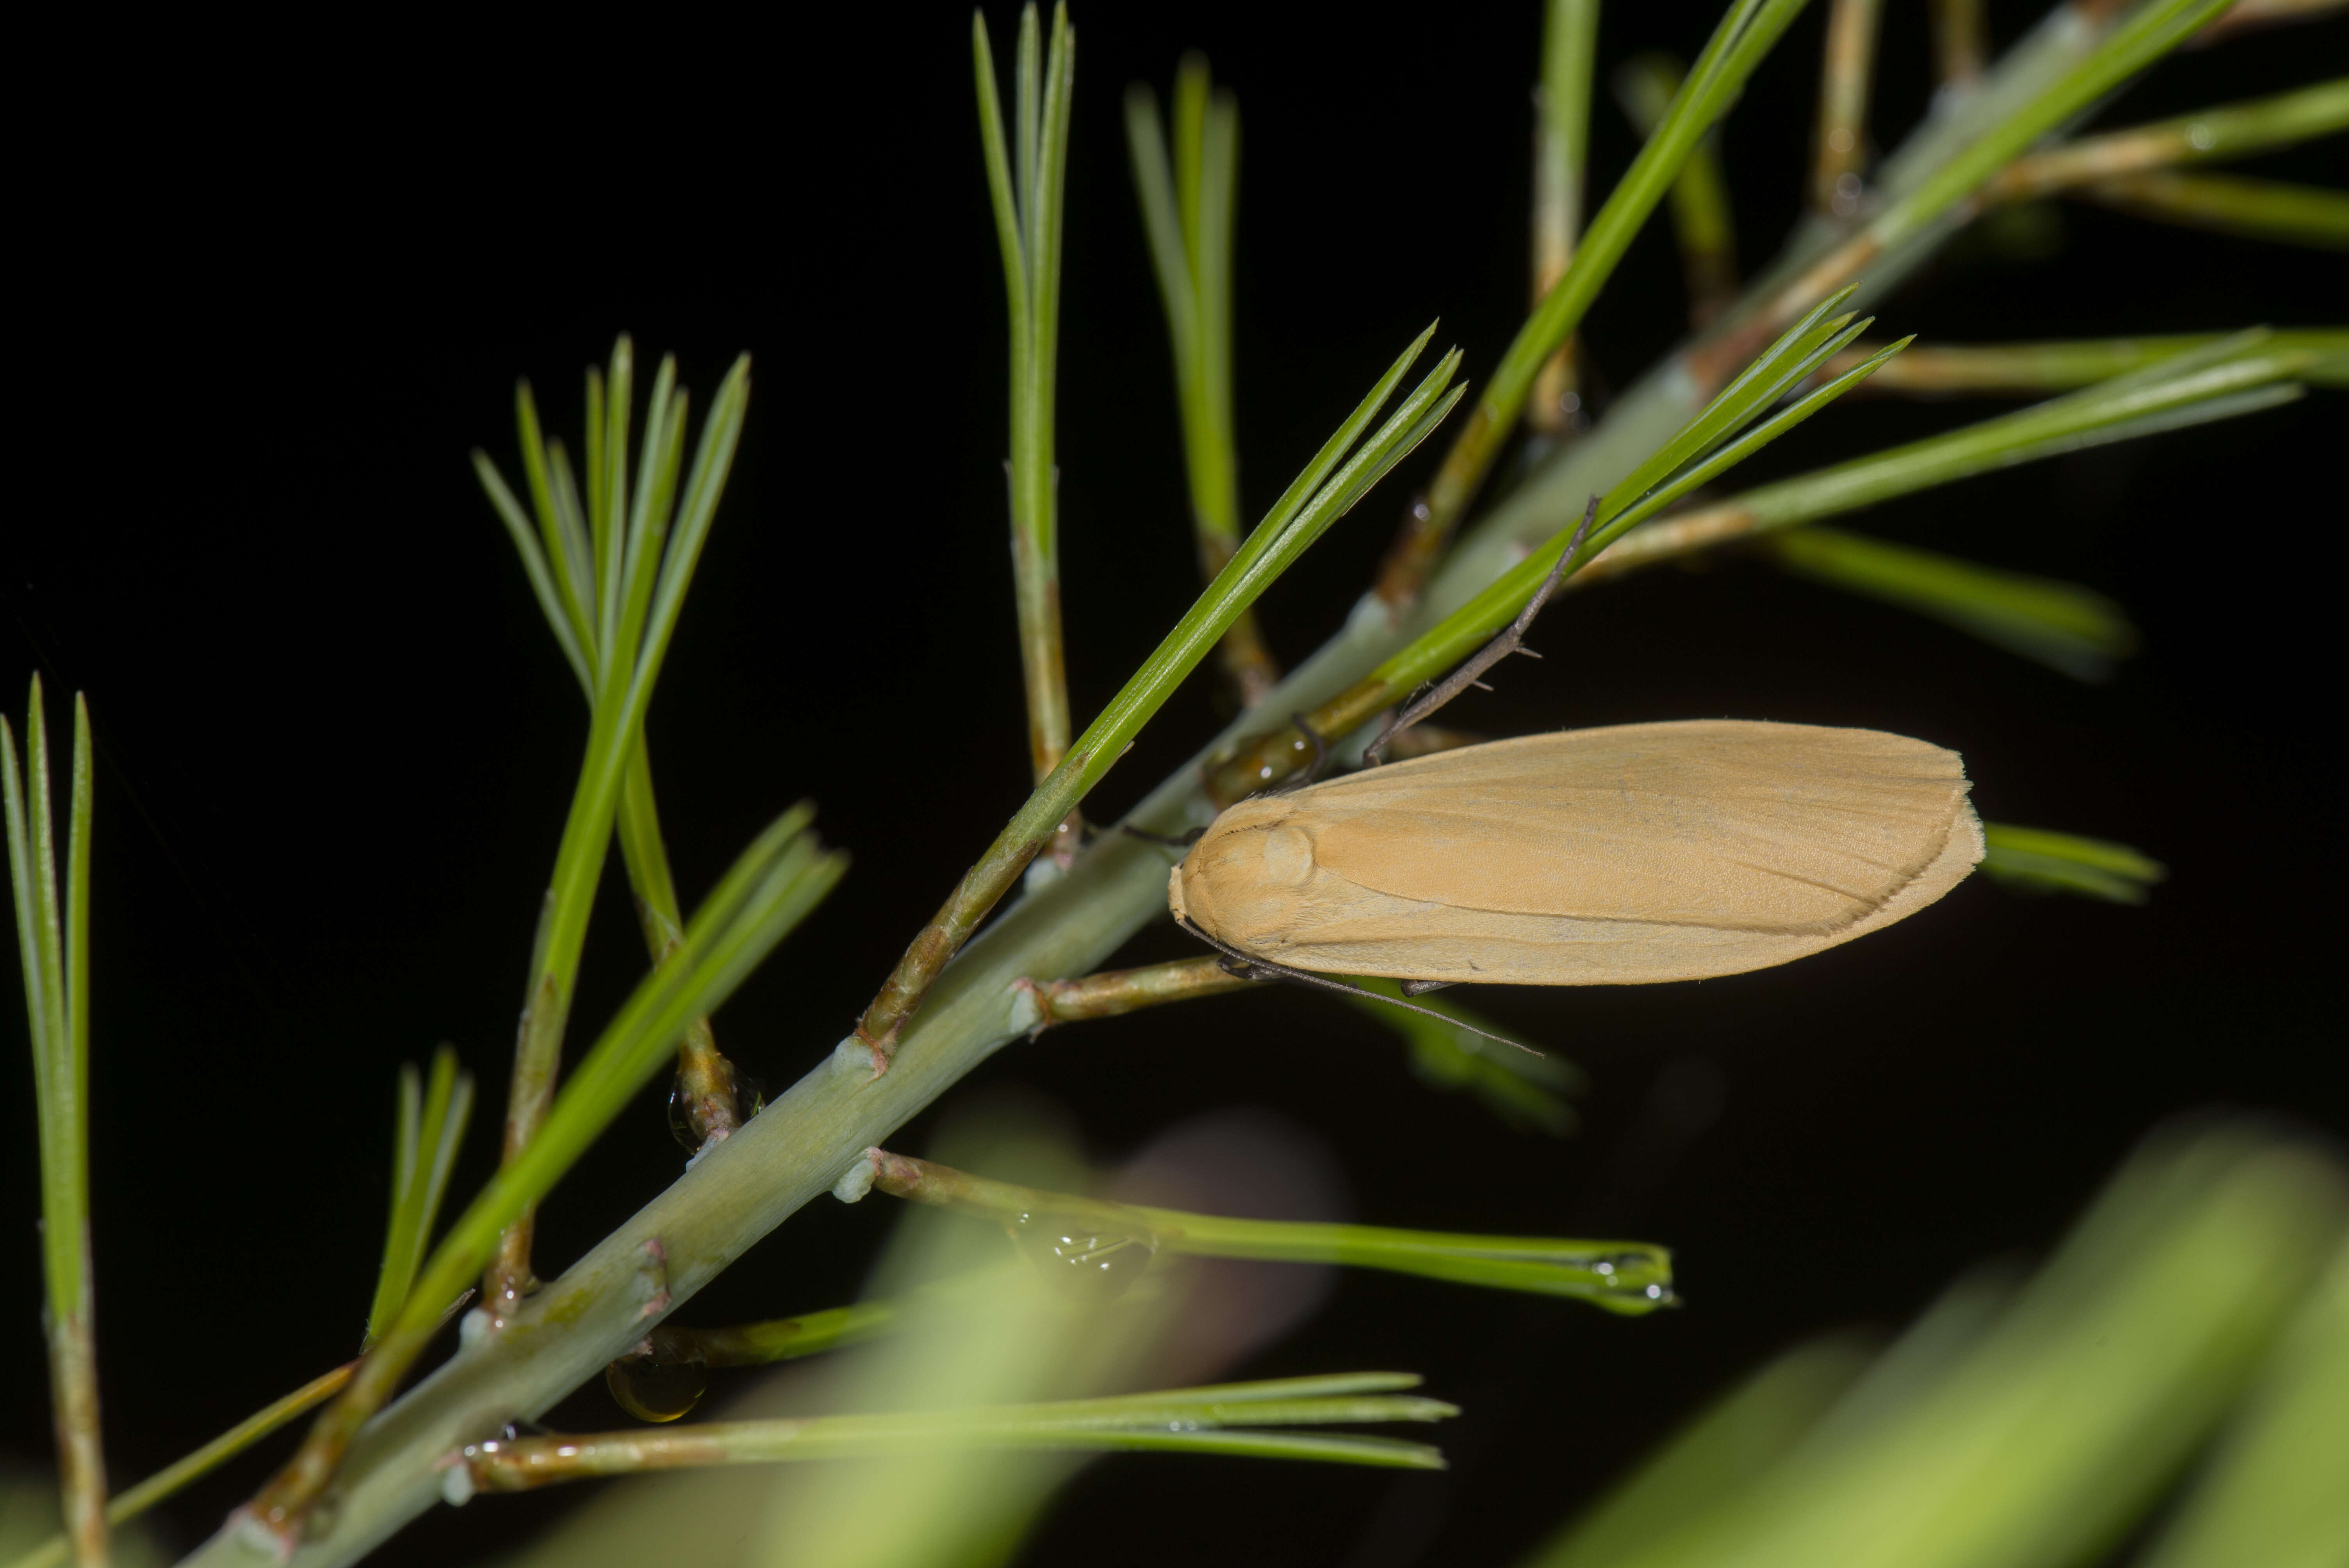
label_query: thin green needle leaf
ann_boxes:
[596,340,634,663]
[1568,333,2315,596]
[1070,346,1461,755]
[365,1047,476,1347]
[1506,0,1807,423]
[368,1062,423,1348]
[617,354,750,741]
[3,684,107,1565]
[1028,5,1074,463]
[1367,331,1909,704]
[1125,86,1191,357]
[267,807,845,1520]
[1980,823,2167,904]
[1014,3,1041,240]
[3,1361,363,1568]
[616,355,680,631]
[447,1377,1455,1494]
[513,382,595,649]
[1615,52,1741,326]
[2082,171,2349,251]
[1390,0,1812,581]
[863,1150,1671,1312]
[1831,330,2349,396]
[1766,527,2138,681]
[1609,289,1861,505]
[1130,50,1257,720]
[1603,336,1911,540]
[473,452,592,691]
[1989,77,2349,201]
[1308,383,1469,533]
[545,440,596,647]
[973,11,1029,330]
[854,325,1458,1049]
[1245,326,1443,566]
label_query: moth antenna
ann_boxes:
[1176,917,1544,1057]
[1365,494,1599,766]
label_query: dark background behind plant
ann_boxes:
[5,1,2342,1563]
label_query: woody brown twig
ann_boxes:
[1013,955,1254,1032]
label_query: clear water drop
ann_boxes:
[1007,1211,1157,1299]
[606,1354,707,1422]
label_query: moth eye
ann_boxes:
[1259,825,1315,887]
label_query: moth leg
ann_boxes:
[1401,978,1455,995]
[1365,494,1599,766]
[1121,823,1207,849]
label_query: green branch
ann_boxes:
[1126,57,1281,706]
[1378,0,1813,602]
[852,328,1461,1055]
[447,1373,1455,1497]
[2,684,105,1568]
[180,10,2332,1561]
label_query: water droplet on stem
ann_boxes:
[1007,1211,1157,1299]
[606,1355,707,1422]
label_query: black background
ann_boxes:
[6,1,2343,1562]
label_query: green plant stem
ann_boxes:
[180,15,2296,1561]
[1207,308,1905,804]
[1821,330,2349,393]
[3,1365,356,1568]
[850,332,1460,1059]
[858,1149,1672,1310]
[1570,333,2313,590]
[1529,0,1601,434]
[4,686,106,1568]
[449,1377,1454,1494]
[365,1047,474,1348]
[642,1297,909,1369]
[1126,59,1281,707]
[1376,0,1812,604]
[1762,527,2137,681]
[1812,0,1884,216]
[1615,55,1741,326]
[484,346,751,1313]
[479,403,748,1152]
[241,809,841,1543]
[1983,77,2349,200]
[977,5,1086,878]
[617,750,743,1148]
[1683,0,2238,396]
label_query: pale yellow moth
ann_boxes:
[1169,719,1982,987]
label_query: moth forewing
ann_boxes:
[1169,720,1983,986]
